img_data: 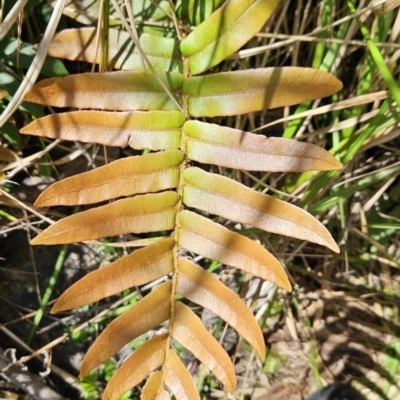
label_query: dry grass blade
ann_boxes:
[0,0,68,127]
[0,0,29,40]
[371,0,400,15]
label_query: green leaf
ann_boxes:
[348,0,400,109]
[1,121,20,147]
[0,71,44,118]
[132,0,172,23]
[180,0,280,74]
[176,0,225,26]
[184,68,343,117]
[0,37,68,76]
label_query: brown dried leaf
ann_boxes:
[31,191,179,245]
[51,238,175,313]
[183,168,339,253]
[23,71,183,111]
[20,110,184,150]
[164,350,200,400]
[172,301,236,393]
[184,121,343,171]
[0,89,8,100]
[80,282,171,379]
[178,210,291,291]
[141,372,170,400]
[35,150,183,206]
[0,146,19,163]
[177,257,265,359]
[103,334,168,400]
[47,28,182,72]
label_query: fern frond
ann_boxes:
[20,0,343,397]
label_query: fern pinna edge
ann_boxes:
[20,0,343,398]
